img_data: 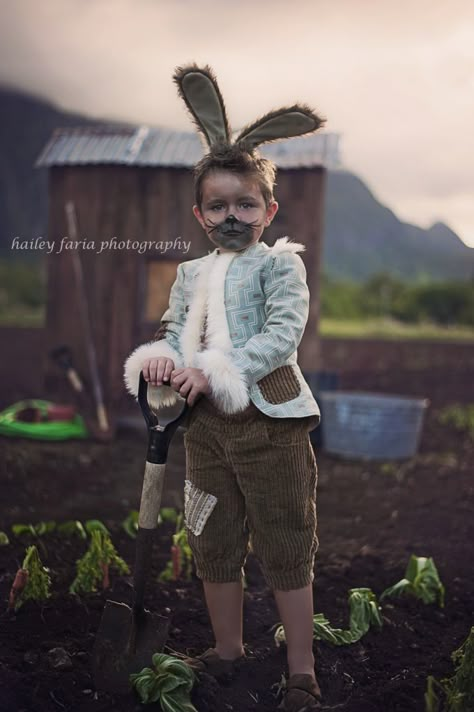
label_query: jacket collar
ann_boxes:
[214,240,269,259]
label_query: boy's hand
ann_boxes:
[170,368,211,406]
[141,357,174,386]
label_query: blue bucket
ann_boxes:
[302,371,339,448]
[319,391,429,460]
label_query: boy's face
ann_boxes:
[193,170,278,252]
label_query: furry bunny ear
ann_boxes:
[173,63,232,148]
[234,104,325,151]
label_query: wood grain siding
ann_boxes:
[265,167,326,371]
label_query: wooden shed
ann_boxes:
[35,124,338,424]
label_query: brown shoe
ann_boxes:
[277,673,322,711]
[181,647,245,680]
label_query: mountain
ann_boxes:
[0,87,100,259]
[0,86,472,282]
[323,171,473,281]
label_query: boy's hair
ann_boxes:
[194,143,277,209]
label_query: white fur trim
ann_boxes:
[180,253,218,366]
[123,340,184,409]
[195,348,249,414]
[204,252,235,352]
[180,251,235,365]
[271,237,306,254]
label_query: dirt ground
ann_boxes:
[0,378,473,712]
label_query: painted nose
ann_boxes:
[225,214,238,225]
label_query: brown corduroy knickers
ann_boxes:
[183,397,319,591]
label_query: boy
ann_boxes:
[124,64,324,711]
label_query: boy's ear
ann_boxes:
[193,204,206,229]
[265,200,279,226]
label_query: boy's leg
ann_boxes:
[202,580,245,659]
[183,401,251,660]
[273,583,316,678]
[232,415,319,679]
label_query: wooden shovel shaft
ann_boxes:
[138,462,166,529]
[134,461,166,611]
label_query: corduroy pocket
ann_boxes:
[261,415,310,446]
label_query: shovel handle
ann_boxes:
[138,462,166,530]
[133,461,166,613]
[138,372,189,433]
[133,376,190,612]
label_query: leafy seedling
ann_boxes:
[437,404,474,440]
[158,507,179,524]
[274,587,382,647]
[35,521,57,536]
[158,513,193,582]
[130,652,198,710]
[11,521,57,537]
[0,531,9,546]
[381,555,445,607]
[70,530,129,594]
[425,626,474,712]
[8,545,51,611]
[122,510,139,539]
[84,519,110,536]
[57,520,87,540]
[123,508,178,539]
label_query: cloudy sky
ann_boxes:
[1,0,473,246]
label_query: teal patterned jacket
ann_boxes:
[124,237,320,428]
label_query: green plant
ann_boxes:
[122,510,139,538]
[381,555,445,607]
[425,627,474,711]
[159,508,179,524]
[0,531,9,546]
[122,508,178,539]
[84,519,110,535]
[8,545,51,611]
[274,588,382,647]
[130,653,198,710]
[159,514,193,582]
[437,405,474,440]
[57,520,87,539]
[11,521,56,537]
[69,530,129,594]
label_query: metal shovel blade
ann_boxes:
[92,599,170,694]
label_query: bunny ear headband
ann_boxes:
[173,62,325,154]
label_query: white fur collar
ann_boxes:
[180,250,235,367]
[271,237,306,254]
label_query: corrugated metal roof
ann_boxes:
[35,124,340,169]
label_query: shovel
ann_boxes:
[49,345,84,393]
[92,373,189,694]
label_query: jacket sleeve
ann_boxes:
[123,263,186,409]
[195,251,310,413]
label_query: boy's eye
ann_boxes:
[240,202,255,209]
[210,204,224,211]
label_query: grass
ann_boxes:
[1,309,474,342]
[320,317,474,342]
[0,306,45,327]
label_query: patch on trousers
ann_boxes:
[184,480,218,536]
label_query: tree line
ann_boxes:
[320,272,474,326]
[0,259,473,327]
